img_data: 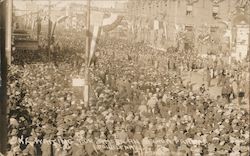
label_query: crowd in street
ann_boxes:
[6,31,249,156]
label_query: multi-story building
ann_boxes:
[126,0,249,60]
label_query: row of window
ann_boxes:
[186,4,220,19]
[185,25,218,33]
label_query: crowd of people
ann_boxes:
[6,29,249,156]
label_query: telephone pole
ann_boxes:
[5,0,12,65]
[0,0,8,154]
[84,0,91,106]
[48,0,51,60]
[37,5,40,44]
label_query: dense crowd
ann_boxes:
[6,31,249,156]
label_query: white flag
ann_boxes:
[102,13,118,26]
[154,20,159,30]
[224,29,231,37]
[89,25,100,66]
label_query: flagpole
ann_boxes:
[0,1,8,154]
[37,9,40,44]
[84,0,91,106]
[5,0,12,65]
[48,0,51,61]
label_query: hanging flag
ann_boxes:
[50,16,68,39]
[154,20,159,30]
[57,16,68,24]
[175,24,180,31]
[66,6,69,16]
[102,13,118,26]
[31,19,35,31]
[87,12,124,64]
[88,25,100,66]
[163,21,167,38]
[102,15,123,32]
[91,11,104,26]
[224,29,231,37]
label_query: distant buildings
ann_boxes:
[126,0,250,60]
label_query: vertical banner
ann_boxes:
[88,25,100,66]
[66,6,69,16]
[88,11,104,66]
[154,20,159,30]
[163,21,167,39]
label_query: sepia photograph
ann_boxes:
[0,0,249,155]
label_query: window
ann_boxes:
[185,26,193,31]
[212,5,219,18]
[210,26,218,33]
[186,4,193,16]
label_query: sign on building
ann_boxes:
[234,24,249,60]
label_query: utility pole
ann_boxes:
[5,0,12,65]
[48,0,51,60]
[84,0,91,106]
[37,5,40,44]
[25,2,27,29]
[0,0,8,154]
[174,0,178,47]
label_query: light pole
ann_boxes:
[0,0,8,154]
[5,0,12,65]
[48,0,51,61]
[84,0,91,106]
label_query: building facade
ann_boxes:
[126,0,250,59]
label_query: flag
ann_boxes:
[102,15,124,32]
[87,12,124,64]
[163,21,167,38]
[87,11,104,66]
[91,11,104,26]
[224,29,231,37]
[88,25,100,66]
[154,20,159,30]
[102,13,118,26]
[57,16,68,24]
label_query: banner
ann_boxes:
[72,78,85,87]
[102,15,124,32]
[91,11,104,26]
[154,20,159,30]
[102,13,118,26]
[89,25,100,66]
